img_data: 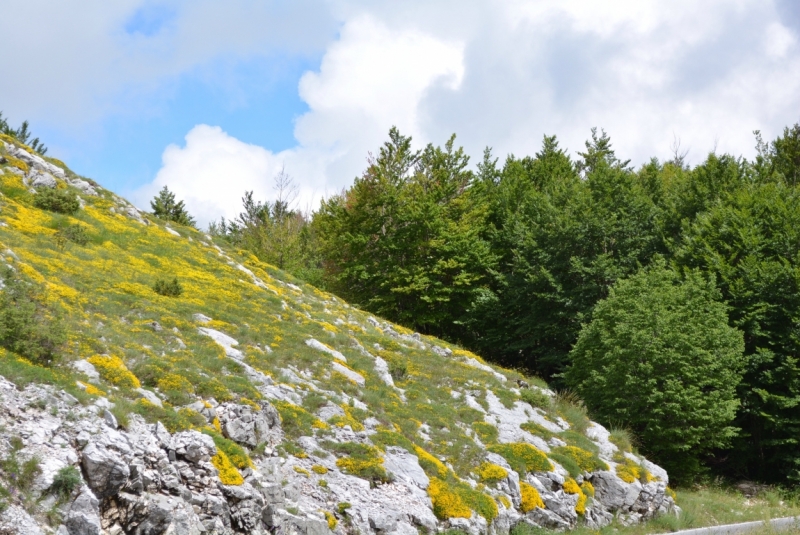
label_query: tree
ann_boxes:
[0,112,48,155]
[674,183,800,482]
[314,127,495,339]
[150,186,196,228]
[565,262,745,484]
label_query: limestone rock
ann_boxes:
[82,442,130,498]
[217,401,282,448]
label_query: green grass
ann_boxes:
[508,486,800,535]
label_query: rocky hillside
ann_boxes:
[0,135,678,535]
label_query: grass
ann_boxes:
[507,486,800,535]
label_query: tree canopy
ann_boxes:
[150,186,196,228]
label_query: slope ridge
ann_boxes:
[0,136,678,534]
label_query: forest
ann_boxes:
[207,123,800,486]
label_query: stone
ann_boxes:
[30,169,57,188]
[136,388,163,408]
[72,360,100,382]
[81,443,130,498]
[103,409,118,429]
[382,446,429,490]
[217,401,281,448]
[170,430,216,463]
[66,487,102,535]
[331,361,365,386]
[0,504,46,535]
[306,338,347,361]
[198,327,244,360]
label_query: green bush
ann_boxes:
[565,262,745,485]
[153,276,183,297]
[0,268,66,366]
[50,465,81,500]
[55,224,89,247]
[33,188,79,214]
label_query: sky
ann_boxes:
[1,0,799,228]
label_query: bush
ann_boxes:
[565,262,745,485]
[33,188,79,214]
[50,465,81,500]
[55,224,89,247]
[0,268,66,366]
[487,443,552,475]
[153,277,183,297]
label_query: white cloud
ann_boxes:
[134,14,465,226]
[8,0,800,226]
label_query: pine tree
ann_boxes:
[150,186,196,228]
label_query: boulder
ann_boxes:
[81,443,130,498]
[217,401,281,448]
[65,487,102,535]
[170,431,216,464]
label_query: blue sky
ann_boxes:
[2,1,799,227]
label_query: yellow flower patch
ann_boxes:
[477,462,508,483]
[428,478,472,520]
[212,451,244,486]
[520,482,544,512]
[87,354,140,389]
[563,478,587,515]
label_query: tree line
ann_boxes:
[158,123,800,485]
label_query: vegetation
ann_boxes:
[0,111,47,155]
[150,185,196,227]
[152,276,183,297]
[33,188,80,214]
[0,267,66,366]
[303,122,800,485]
[565,263,745,484]
[50,465,82,501]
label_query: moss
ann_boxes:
[477,462,508,484]
[488,443,552,475]
[520,482,544,512]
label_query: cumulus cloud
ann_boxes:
[133,14,465,226]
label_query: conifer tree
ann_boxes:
[150,186,196,228]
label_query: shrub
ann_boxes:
[414,445,449,478]
[330,442,390,484]
[565,263,745,484]
[33,188,79,214]
[520,482,544,512]
[563,478,587,515]
[50,465,81,500]
[0,267,66,366]
[87,354,140,389]
[428,478,472,519]
[488,443,552,475]
[55,224,90,248]
[519,388,551,410]
[477,462,508,484]
[549,446,608,477]
[389,360,407,381]
[203,431,252,469]
[153,276,183,297]
[212,450,243,485]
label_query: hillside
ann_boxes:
[0,135,678,535]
